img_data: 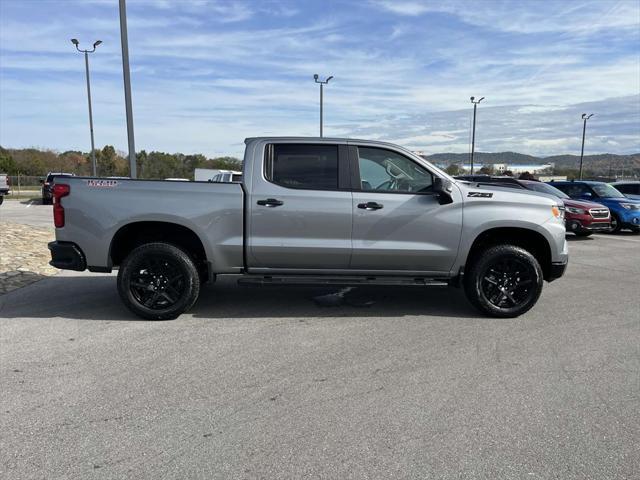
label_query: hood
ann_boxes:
[454,180,558,206]
[563,198,607,210]
[599,196,640,205]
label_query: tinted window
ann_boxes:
[267,144,338,190]
[525,181,569,199]
[592,183,624,198]
[615,184,639,195]
[358,147,433,193]
[554,183,590,198]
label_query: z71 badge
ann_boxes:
[467,192,493,198]
[86,179,118,188]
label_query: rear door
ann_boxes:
[248,143,353,270]
[349,145,462,273]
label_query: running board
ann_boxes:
[237,275,450,287]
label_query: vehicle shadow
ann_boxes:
[566,235,594,242]
[18,198,44,205]
[0,274,480,321]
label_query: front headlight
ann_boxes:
[565,206,586,214]
[552,205,564,219]
[620,203,640,210]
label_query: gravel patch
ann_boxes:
[0,222,58,294]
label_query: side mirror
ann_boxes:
[434,177,454,205]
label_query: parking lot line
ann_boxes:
[592,234,640,243]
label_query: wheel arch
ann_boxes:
[109,221,209,276]
[465,227,553,280]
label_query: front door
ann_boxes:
[248,143,353,270]
[350,146,462,273]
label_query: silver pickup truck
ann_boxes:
[48,137,568,319]
[0,173,10,204]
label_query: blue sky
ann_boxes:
[1,0,639,158]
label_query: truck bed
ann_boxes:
[55,177,245,272]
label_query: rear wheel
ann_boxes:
[464,245,544,318]
[117,242,200,320]
[0,195,3,205]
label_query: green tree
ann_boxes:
[96,145,127,177]
[478,165,495,175]
[0,147,18,174]
[445,164,461,176]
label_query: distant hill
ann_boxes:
[425,152,640,174]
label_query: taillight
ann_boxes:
[52,184,70,228]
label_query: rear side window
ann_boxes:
[266,144,338,190]
[616,184,639,195]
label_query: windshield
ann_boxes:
[525,182,569,199]
[592,183,625,198]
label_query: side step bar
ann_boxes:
[237,275,450,287]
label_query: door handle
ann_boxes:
[257,198,284,207]
[357,202,384,210]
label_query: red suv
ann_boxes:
[519,180,610,236]
[455,175,610,236]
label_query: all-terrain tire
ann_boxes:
[117,242,200,320]
[464,244,544,318]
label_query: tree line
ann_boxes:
[0,145,242,180]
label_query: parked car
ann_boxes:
[0,173,10,205]
[209,171,242,183]
[41,172,75,204]
[48,137,568,320]
[611,181,640,201]
[454,175,610,236]
[454,175,525,190]
[518,180,610,236]
[550,180,640,233]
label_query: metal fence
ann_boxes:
[7,175,43,194]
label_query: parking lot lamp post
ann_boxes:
[579,113,594,180]
[71,39,101,176]
[314,74,333,137]
[469,96,484,176]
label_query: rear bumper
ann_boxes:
[48,241,86,271]
[548,261,568,282]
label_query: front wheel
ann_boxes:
[464,245,544,318]
[117,242,200,320]
[608,213,621,233]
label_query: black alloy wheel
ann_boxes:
[117,242,200,320]
[480,257,537,310]
[464,244,544,318]
[129,256,187,310]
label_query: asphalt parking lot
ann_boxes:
[1,206,639,479]
[0,198,52,228]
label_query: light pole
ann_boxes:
[579,113,594,180]
[469,96,484,176]
[71,38,101,176]
[314,74,333,137]
[119,0,137,178]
